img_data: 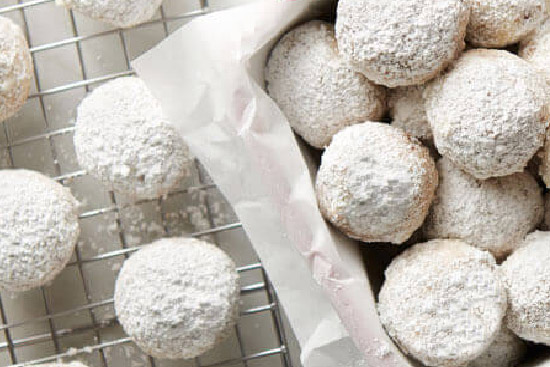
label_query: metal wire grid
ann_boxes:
[0,1,293,366]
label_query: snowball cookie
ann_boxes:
[502,231,550,345]
[335,0,469,87]
[519,18,550,78]
[0,16,32,123]
[378,239,507,367]
[114,237,239,359]
[31,363,89,367]
[468,327,526,367]
[55,0,163,28]
[520,18,550,99]
[466,0,547,47]
[74,77,191,200]
[316,122,438,244]
[0,170,79,292]
[425,49,548,179]
[388,85,432,141]
[265,21,386,149]
[520,21,550,188]
[425,157,544,258]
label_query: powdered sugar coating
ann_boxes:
[519,17,550,97]
[468,327,526,367]
[32,363,89,367]
[74,77,192,200]
[520,20,550,188]
[378,239,507,367]
[0,169,79,292]
[425,157,544,258]
[265,21,386,149]
[114,237,239,359]
[466,0,547,47]
[0,16,32,123]
[389,85,432,141]
[502,231,550,345]
[55,0,163,28]
[316,122,438,244]
[519,18,550,75]
[335,0,469,87]
[425,49,548,179]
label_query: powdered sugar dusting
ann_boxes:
[468,326,526,367]
[389,85,432,141]
[425,157,544,258]
[335,0,469,87]
[55,0,163,28]
[74,77,192,200]
[31,363,90,367]
[0,169,79,292]
[378,239,506,367]
[114,237,239,360]
[502,231,550,345]
[466,0,547,47]
[371,338,391,358]
[0,16,32,123]
[519,19,550,188]
[425,49,549,179]
[520,18,550,77]
[265,21,386,149]
[316,122,437,244]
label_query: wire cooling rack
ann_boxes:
[0,1,295,366]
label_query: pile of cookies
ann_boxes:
[266,0,550,366]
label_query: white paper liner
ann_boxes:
[132,1,413,366]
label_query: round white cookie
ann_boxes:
[502,231,550,345]
[316,122,438,244]
[335,0,469,87]
[425,157,544,258]
[0,16,32,123]
[0,169,79,292]
[379,239,507,367]
[389,85,432,141]
[519,20,550,188]
[519,18,550,77]
[266,20,386,148]
[74,77,192,200]
[425,49,548,179]
[468,327,526,367]
[31,363,89,367]
[466,0,547,47]
[55,0,163,28]
[114,237,239,359]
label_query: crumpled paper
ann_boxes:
[132,1,413,366]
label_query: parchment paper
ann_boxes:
[132,1,413,366]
